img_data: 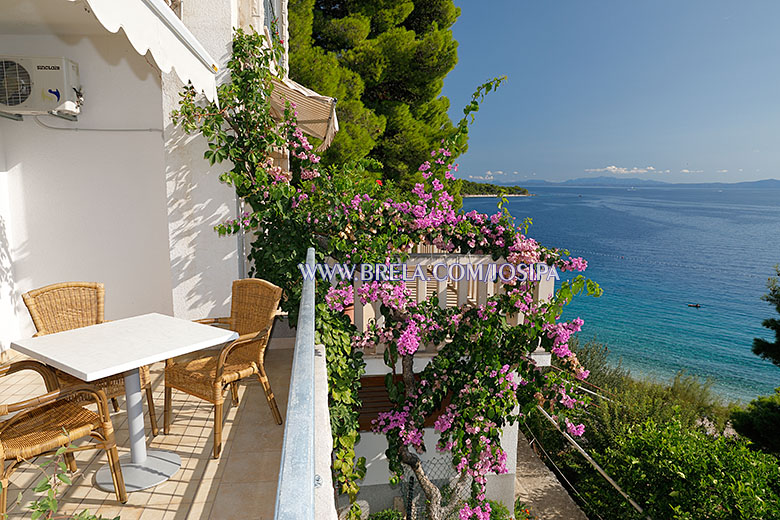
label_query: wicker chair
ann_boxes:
[0,360,127,513]
[164,278,283,458]
[21,282,159,435]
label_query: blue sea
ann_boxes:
[463,187,780,402]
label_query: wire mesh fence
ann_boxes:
[401,457,472,520]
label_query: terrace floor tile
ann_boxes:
[0,339,293,520]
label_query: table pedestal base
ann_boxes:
[95,450,181,492]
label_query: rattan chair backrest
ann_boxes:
[22,282,105,335]
[228,279,282,364]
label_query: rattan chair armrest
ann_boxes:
[215,326,272,380]
[60,384,113,420]
[2,389,62,418]
[0,360,59,393]
[195,317,232,325]
[0,384,111,433]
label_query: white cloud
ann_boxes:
[680,169,704,174]
[717,169,728,173]
[584,165,658,175]
[469,170,506,181]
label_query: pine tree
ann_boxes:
[753,265,780,368]
[288,0,461,190]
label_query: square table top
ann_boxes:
[11,313,238,382]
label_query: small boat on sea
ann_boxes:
[688,303,701,308]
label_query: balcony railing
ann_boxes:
[274,247,337,519]
[274,246,556,518]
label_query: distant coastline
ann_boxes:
[459,179,530,197]
[511,176,780,189]
[461,193,533,198]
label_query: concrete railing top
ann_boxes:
[275,247,324,519]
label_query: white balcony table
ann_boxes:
[10,313,238,492]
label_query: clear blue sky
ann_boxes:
[441,1,780,183]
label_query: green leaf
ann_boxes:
[33,478,51,493]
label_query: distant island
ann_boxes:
[460,180,530,196]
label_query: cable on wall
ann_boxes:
[34,116,163,133]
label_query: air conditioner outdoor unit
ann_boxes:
[0,56,83,121]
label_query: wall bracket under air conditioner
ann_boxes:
[48,111,78,122]
[0,111,23,122]
[0,111,79,122]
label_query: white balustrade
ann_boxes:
[339,244,556,366]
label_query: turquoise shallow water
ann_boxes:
[463,187,780,402]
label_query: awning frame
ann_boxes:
[138,0,219,74]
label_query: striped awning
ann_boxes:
[269,77,338,151]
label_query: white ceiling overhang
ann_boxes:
[1,0,219,101]
[76,0,219,101]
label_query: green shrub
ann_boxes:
[566,337,631,391]
[731,387,780,454]
[513,498,535,519]
[578,418,780,519]
[367,509,403,520]
[582,372,730,453]
[526,338,767,520]
[461,499,511,520]
[486,500,511,520]
[557,340,732,454]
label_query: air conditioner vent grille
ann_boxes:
[0,60,32,107]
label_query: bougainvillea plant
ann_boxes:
[173,27,601,520]
[325,152,600,519]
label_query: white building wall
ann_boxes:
[163,0,288,321]
[162,0,242,321]
[0,33,173,348]
[0,125,20,352]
